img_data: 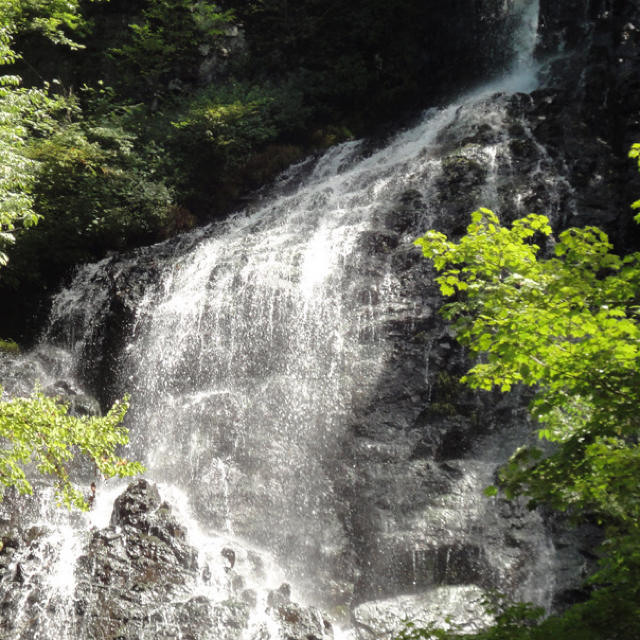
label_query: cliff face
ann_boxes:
[536,0,640,245]
[1,2,640,638]
[0,480,333,640]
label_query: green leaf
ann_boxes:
[484,485,498,497]
[0,386,144,509]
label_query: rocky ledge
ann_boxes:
[0,479,334,640]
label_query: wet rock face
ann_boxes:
[334,79,617,608]
[75,479,205,639]
[0,345,99,416]
[29,73,615,624]
[71,480,334,640]
[275,602,333,640]
[352,586,491,640]
[45,233,208,409]
[334,3,640,605]
[536,0,640,249]
[45,250,166,410]
[0,480,335,639]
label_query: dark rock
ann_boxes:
[535,0,640,249]
[207,600,251,640]
[74,480,206,639]
[13,562,24,584]
[274,601,333,640]
[44,249,169,409]
[384,189,426,233]
[267,582,292,609]
[221,546,236,569]
[0,481,327,640]
[352,587,489,640]
[110,478,162,531]
[43,379,101,417]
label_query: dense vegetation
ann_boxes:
[0,388,143,509]
[0,0,466,339]
[0,0,149,508]
[407,152,640,637]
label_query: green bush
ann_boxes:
[0,99,175,289]
[0,388,143,510]
[0,339,19,354]
[32,120,173,243]
[411,196,640,638]
[163,80,309,212]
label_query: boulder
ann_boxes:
[75,480,202,639]
[352,587,491,640]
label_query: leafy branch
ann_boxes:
[0,386,143,509]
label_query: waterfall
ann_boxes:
[0,1,575,637]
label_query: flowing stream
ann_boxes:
[0,1,573,637]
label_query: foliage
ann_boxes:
[33,107,172,241]
[0,387,143,509]
[0,0,102,268]
[164,79,308,208]
[0,85,42,266]
[109,0,235,100]
[0,94,175,289]
[0,339,19,354]
[171,81,305,163]
[629,143,640,220]
[0,1,147,513]
[0,0,97,50]
[415,208,640,510]
[1,0,440,293]
[413,204,640,637]
[396,588,639,640]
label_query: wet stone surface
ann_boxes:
[0,480,334,640]
[73,480,334,640]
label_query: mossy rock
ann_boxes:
[0,339,19,355]
[441,151,487,186]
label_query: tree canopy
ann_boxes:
[410,200,640,637]
[0,2,145,509]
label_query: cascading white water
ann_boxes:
[0,1,572,637]
[510,0,541,81]
[115,105,463,582]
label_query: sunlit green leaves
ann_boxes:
[415,208,640,450]
[110,0,235,96]
[0,386,143,509]
[0,86,42,265]
[629,145,640,223]
[414,201,640,636]
[0,0,100,51]
[0,0,108,268]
